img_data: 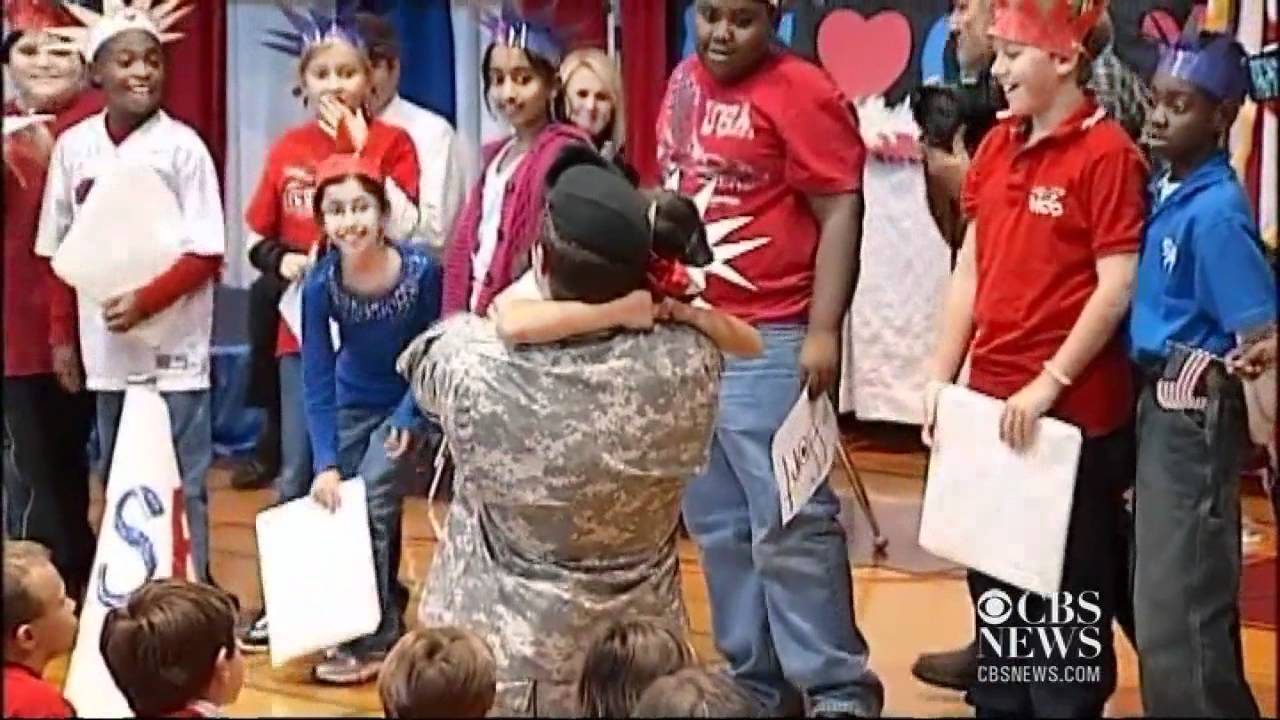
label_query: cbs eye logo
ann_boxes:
[977,589,1014,625]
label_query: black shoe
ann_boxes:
[911,641,977,692]
[230,460,275,491]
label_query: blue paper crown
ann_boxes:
[263,1,365,58]
[476,1,570,65]
[1154,17,1249,102]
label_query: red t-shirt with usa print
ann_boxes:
[963,98,1146,436]
[657,52,865,325]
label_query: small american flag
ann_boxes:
[1155,346,1216,411]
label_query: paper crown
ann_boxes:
[1154,18,1249,102]
[262,1,364,59]
[5,0,77,33]
[989,0,1108,58]
[61,0,190,60]
[315,152,383,187]
[467,0,569,65]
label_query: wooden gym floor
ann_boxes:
[46,436,1277,718]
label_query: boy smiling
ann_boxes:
[923,0,1147,715]
[35,1,225,586]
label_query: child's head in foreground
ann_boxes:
[576,618,695,718]
[100,578,243,716]
[3,541,77,669]
[631,666,761,718]
[378,626,497,719]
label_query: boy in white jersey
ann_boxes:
[34,1,225,585]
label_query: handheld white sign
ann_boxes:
[772,393,840,526]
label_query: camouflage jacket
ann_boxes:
[397,315,723,716]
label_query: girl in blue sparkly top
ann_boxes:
[299,153,441,685]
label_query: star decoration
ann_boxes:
[666,170,771,299]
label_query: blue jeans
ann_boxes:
[278,354,311,504]
[96,390,212,584]
[335,407,408,656]
[682,324,883,717]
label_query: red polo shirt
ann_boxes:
[963,98,1146,437]
[4,663,75,718]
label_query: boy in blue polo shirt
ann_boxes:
[1129,29,1274,718]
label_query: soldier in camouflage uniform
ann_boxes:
[398,160,724,716]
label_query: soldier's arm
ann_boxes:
[495,291,655,347]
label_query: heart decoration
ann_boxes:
[816,9,913,100]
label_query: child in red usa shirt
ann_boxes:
[922,0,1147,716]
[240,6,420,656]
[3,542,78,719]
[656,1,880,717]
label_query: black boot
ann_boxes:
[910,640,977,691]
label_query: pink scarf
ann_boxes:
[442,123,589,316]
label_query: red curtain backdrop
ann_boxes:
[163,0,227,190]
[620,0,666,187]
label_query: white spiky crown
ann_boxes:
[59,0,191,61]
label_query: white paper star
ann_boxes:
[667,170,771,296]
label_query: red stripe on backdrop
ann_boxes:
[620,0,667,187]
[162,0,227,191]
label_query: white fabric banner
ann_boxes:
[64,386,190,718]
[840,98,950,425]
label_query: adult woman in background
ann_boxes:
[559,47,637,185]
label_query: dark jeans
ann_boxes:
[2,374,95,597]
[970,429,1130,718]
[247,273,284,475]
[1134,375,1259,717]
[335,407,408,656]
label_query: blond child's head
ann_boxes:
[576,618,695,718]
[100,578,243,717]
[378,626,497,719]
[3,541,77,669]
[989,0,1107,117]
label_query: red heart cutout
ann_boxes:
[816,10,912,100]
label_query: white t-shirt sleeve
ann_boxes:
[383,177,421,242]
[175,136,226,256]
[419,124,466,249]
[34,137,74,258]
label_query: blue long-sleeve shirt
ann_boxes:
[302,244,442,473]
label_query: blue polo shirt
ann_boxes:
[1129,152,1276,363]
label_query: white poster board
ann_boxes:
[772,394,839,526]
[918,385,1083,595]
[255,479,379,667]
[64,386,188,718]
[278,279,341,350]
[50,163,185,348]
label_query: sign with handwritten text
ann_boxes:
[772,394,839,526]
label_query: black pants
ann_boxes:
[2,374,95,599]
[247,273,284,473]
[969,429,1131,718]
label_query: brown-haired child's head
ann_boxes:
[632,667,761,718]
[100,578,243,717]
[378,626,497,719]
[3,541,77,668]
[576,618,695,718]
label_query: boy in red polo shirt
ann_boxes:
[922,0,1146,716]
[3,541,78,719]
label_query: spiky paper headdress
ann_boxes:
[2,0,82,59]
[1153,14,1248,102]
[60,0,191,61]
[262,1,364,59]
[463,0,569,65]
[989,0,1108,58]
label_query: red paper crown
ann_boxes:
[5,0,77,32]
[315,153,382,187]
[989,0,1108,57]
